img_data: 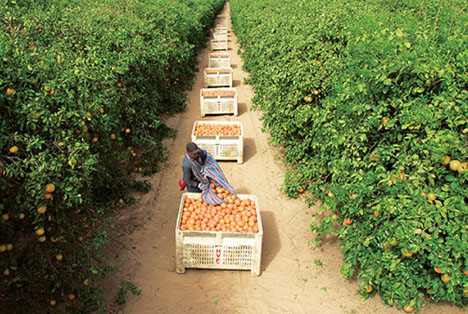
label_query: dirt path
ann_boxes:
[101,4,464,314]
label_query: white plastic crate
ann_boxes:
[213,32,228,41]
[191,120,243,163]
[204,67,233,88]
[210,39,228,51]
[215,25,228,31]
[175,193,263,275]
[208,52,231,68]
[214,28,228,35]
[200,88,238,117]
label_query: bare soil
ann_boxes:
[100,4,465,314]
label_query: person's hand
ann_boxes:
[198,183,204,189]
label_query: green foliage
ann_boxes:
[0,0,225,312]
[114,281,142,305]
[231,0,468,310]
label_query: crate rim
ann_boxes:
[204,67,233,73]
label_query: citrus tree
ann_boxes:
[0,0,225,312]
[231,0,468,311]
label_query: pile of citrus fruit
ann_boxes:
[194,123,241,136]
[201,89,236,97]
[180,186,259,233]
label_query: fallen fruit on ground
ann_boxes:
[403,306,414,313]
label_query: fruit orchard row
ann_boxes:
[231,0,468,311]
[0,0,225,312]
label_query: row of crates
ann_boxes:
[198,24,241,163]
[176,23,263,276]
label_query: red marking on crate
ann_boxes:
[216,248,221,264]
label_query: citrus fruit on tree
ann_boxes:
[450,160,460,171]
[45,184,55,193]
[442,155,451,165]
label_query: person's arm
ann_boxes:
[199,149,208,165]
[182,163,199,188]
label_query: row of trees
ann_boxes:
[0,0,225,312]
[231,0,468,311]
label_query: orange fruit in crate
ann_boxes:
[181,193,258,233]
[194,123,241,136]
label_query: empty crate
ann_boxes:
[204,67,233,88]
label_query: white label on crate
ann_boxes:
[216,75,220,84]
[215,144,220,156]
[217,101,221,111]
